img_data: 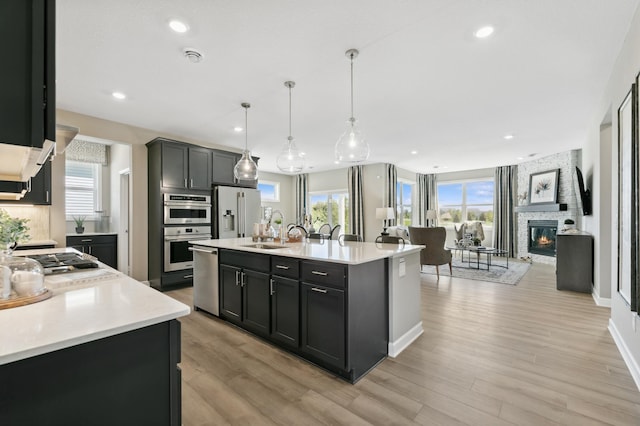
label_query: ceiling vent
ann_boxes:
[183,48,203,63]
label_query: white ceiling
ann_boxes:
[56,0,639,175]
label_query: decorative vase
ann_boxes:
[76,226,85,234]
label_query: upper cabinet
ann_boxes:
[0,160,52,205]
[154,139,212,191]
[147,138,258,192]
[0,0,55,149]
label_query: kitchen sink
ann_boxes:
[241,243,286,250]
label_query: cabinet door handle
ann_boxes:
[235,270,240,286]
[184,178,188,188]
[88,246,92,255]
[275,265,289,270]
[270,278,275,295]
[311,287,327,293]
[81,239,92,242]
[311,270,328,276]
[241,272,246,287]
[190,178,194,188]
[45,190,49,203]
[183,274,194,279]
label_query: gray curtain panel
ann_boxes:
[385,164,397,226]
[493,165,517,257]
[295,173,308,225]
[416,173,438,226]
[66,139,109,165]
[348,166,365,237]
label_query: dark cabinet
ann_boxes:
[160,141,212,190]
[270,275,299,348]
[211,150,239,186]
[300,282,346,369]
[219,253,271,336]
[67,234,117,269]
[0,160,52,205]
[0,0,55,150]
[556,232,593,293]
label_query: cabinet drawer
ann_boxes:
[67,234,116,246]
[271,256,299,279]
[301,261,346,289]
[220,249,270,272]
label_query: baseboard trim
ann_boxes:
[592,291,611,307]
[388,322,423,358]
[608,318,640,391]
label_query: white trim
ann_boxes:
[388,321,423,358]
[608,318,640,391]
[592,290,612,307]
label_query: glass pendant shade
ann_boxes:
[276,137,304,173]
[335,48,370,163]
[335,117,368,162]
[234,149,258,180]
[277,81,304,173]
[234,103,258,180]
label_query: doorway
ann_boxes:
[119,169,130,276]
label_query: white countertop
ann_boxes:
[0,248,190,365]
[190,237,423,264]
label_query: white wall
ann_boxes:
[582,3,640,387]
[109,143,132,274]
[258,170,295,226]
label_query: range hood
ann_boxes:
[0,124,78,183]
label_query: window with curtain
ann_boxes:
[65,160,102,219]
[437,179,494,225]
[309,191,349,232]
[396,181,414,226]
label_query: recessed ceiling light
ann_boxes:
[300,152,306,157]
[112,91,126,100]
[516,157,524,160]
[411,150,418,155]
[475,26,494,38]
[504,134,514,140]
[169,20,189,33]
[233,127,243,132]
[334,161,340,164]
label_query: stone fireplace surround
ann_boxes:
[516,150,581,265]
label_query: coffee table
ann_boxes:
[446,246,509,270]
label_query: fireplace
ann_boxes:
[528,220,558,257]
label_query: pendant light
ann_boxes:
[335,48,370,163]
[233,102,259,180]
[276,81,304,173]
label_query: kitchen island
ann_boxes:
[190,237,423,383]
[0,248,190,425]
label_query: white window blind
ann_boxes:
[65,161,100,218]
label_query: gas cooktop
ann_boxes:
[27,252,100,275]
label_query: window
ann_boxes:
[437,179,494,225]
[396,181,414,226]
[258,181,280,202]
[65,160,101,219]
[309,191,349,232]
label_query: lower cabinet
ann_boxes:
[1,320,182,425]
[270,275,299,348]
[219,256,270,336]
[66,234,117,269]
[217,249,386,383]
[300,282,345,369]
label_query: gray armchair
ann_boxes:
[409,226,452,278]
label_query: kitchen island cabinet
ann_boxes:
[67,233,117,269]
[200,238,423,383]
[0,248,190,425]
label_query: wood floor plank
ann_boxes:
[167,262,640,425]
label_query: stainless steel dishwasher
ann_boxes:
[189,244,219,316]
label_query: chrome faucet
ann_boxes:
[271,210,286,244]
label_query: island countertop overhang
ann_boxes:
[189,237,423,264]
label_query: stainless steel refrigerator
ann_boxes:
[214,185,262,238]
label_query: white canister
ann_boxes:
[11,270,45,297]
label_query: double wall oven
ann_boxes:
[162,193,211,273]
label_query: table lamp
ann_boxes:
[376,207,395,235]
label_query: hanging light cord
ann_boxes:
[350,51,355,120]
[244,106,249,151]
[288,84,293,141]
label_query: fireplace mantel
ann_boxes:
[515,203,567,212]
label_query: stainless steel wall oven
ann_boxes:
[163,226,211,272]
[163,193,211,225]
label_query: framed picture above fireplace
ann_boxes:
[528,169,559,205]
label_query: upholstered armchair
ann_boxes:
[408,226,452,278]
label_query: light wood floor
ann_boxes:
[167,263,640,425]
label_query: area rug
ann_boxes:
[420,257,531,285]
